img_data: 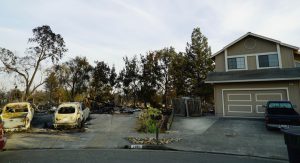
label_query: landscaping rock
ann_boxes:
[127,137,182,145]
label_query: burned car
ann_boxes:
[0,102,35,131]
[0,119,6,151]
[53,102,90,129]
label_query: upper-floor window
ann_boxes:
[258,54,279,68]
[227,57,245,70]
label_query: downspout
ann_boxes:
[225,49,228,72]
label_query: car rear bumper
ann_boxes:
[4,126,28,132]
[266,122,300,129]
[53,122,78,129]
[266,123,290,129]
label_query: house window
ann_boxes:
[258,54,279,68]
[228,57,245,70]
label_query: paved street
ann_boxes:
[4,114,288,161]
[0,149,288,163]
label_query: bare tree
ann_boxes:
[0,25,67,101]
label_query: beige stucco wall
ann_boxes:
[213,36,297,72]
[247,56,256,70]
[213,81,300,116]
[280,46,295,68]
[214,52,225,72]
[227,36,277,56]
[211,35,300,117]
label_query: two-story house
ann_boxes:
[205,32,300,117]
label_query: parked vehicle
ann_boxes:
[0,120,6,151]
[0,102,35,131]
[54,102,90,129]
[264,101,300,130]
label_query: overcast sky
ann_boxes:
[1,0,300,88]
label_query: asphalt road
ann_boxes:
[0,149,287,163]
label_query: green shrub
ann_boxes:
[145,119,156,133]
[138,107,162,133]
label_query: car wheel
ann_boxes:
[77,119,82,129]
[81,121,85,128]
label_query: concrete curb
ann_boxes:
[124,144,176,151]
[124,145,288,161]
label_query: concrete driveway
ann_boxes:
[5,113,139,150]
[167,117,288,160]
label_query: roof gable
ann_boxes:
[211,32,299,58]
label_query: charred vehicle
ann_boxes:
[54,102,90,129]
[0,102,35,131]
[0,120,6,151]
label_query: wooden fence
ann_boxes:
[172,98,202,117]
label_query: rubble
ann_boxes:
[89,101,114,114]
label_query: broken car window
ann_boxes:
[58,107,76,114]
[5,106,28,113]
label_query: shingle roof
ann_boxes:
[205,68,300,83]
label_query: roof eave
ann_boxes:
[205,77,300,84]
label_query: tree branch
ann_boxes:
[28,80,46,98]
[2,61,28,82]
[27,50,43,93]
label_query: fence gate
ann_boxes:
[172,98,202,117]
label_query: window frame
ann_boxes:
[256,53,279,69]
[227,56,247,71]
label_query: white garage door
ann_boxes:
[223,89,288,117]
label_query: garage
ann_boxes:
[222,88,289,117]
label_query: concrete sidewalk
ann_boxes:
[166,117,288,160]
